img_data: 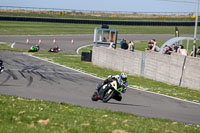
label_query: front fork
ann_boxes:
[99,85,111,99]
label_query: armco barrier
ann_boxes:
[0,16,198,26]
[92,46,200,90]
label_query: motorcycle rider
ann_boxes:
[97,73,128,101]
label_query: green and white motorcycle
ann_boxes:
[28,45,40,52]
[91,80,125,103]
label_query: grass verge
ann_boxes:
[1,94,200,133]
[0,20,199,35]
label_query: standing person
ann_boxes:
[129,40,135,52]
[190,47,197,56]
[120,39,124,48]
[121,40,128,50]
[147,41,153,50]
[172,43,179,53]
[164,46,173,55]
[196,46,200,57]
[177,45,187,56]
[151,39,160,52]
[190,46,200,57]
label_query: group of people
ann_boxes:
[120,39,135,52]
[163,44,200,57]
[163,44,187,56]
[147,39,200,57]
[116,38,200,57]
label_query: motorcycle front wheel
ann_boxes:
[102,89,115,103]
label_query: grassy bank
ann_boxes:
[0,20,199,35]
[1,94,199,133]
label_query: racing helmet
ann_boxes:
[119,73,127,85]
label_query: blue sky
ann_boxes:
[0,0,196,13]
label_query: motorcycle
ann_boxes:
[0,60,4,73]
[91,80,124,103]
[28,45,40,52]
[48,47,61,53]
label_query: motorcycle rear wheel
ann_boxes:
[91,92,99,101]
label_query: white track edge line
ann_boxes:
[24,53,200,106]
[76,44,93,54]
[11,42,15,48]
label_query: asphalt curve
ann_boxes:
[0,51,200,125]
[0,34,189,53]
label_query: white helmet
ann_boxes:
[119,73,127,85]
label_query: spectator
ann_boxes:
[121,40,128,50]
[189,47,197,56]
[172,43,179,53]
[120,39,124,48]
[177,45,187,56]
[151,39,160,52]
[102,37,107,42]
[162,45,168,54]
[197,46,200,57]
[147,41,153,50]
[151,39,157,45]
[164,46,173,55]
[109,42,114,48]
[128,40,135,52]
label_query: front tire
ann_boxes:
[102,89,115,103]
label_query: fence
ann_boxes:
[0,16,198,26]
[92,46,200,90]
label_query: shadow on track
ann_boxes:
[107,102,148,107]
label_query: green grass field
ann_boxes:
[1,94,199,133]
[0,20,199,35]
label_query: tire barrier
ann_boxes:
[81,51,92,62]
[0,16,198,26]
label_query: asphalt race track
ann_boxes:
[0,34,190,53]
[0,35,200,125]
